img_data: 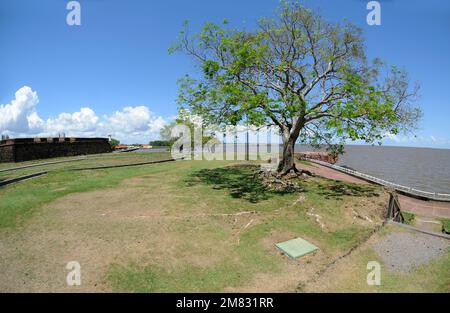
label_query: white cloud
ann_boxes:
[45,107,99,134]
[1,86,167,143]
[148,116,167,133]
[27,111,45,132]
[0,86,40,133]
[106,106,157,133]
[102,106,167,143]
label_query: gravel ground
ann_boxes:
[374,232,450,272]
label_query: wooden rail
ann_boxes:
[305,158,450,202]
[0,156,87,173]
[70,158,181,171]
[0,171,48,187]
[387,192,404,222]
[387,221,450,240]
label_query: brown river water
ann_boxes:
[297,145,450,194]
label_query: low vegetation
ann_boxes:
[402,212,416,225]
[441,218,450,234]
[0,154,448,292]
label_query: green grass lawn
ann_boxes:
[0,152,171,228]
[0,153,448,292]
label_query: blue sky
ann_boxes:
[1,0,449,146]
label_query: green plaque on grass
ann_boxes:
[276,237,318,259]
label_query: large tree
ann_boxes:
[171,1,421,175]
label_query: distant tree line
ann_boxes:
[109,138,120,147]
[149,140,172,147]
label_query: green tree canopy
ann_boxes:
[109,138,120,147]
[171,1,421,174]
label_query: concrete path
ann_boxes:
[299,162,370,185]
[397,194,450,219]
[297,162,450,219]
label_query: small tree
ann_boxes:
[171,1,421,175]
[149,140,172,147]
[109,138,120,148]
[160,112,221,151]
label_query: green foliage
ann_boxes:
[401,211,415,225]
[440,218,450,234]
[109,138,120,147]
[171,0,421,161]
[149,140,172,147]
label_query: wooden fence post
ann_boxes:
[387,189,404,223]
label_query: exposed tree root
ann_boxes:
[256,164,314,192]
[257,171,303,192]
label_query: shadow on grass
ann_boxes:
[186,164,291,203]
[317,181,379,199]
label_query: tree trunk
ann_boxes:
[277,136,298,175]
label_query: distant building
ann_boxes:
[140,144,152,149]
[114,144,129,150]
[0,137,112,163]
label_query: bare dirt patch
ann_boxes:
[0,174,230,292]
[0,161,392,292]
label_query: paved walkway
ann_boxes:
[297,162,450,219]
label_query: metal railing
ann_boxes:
[305,158,450,202]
